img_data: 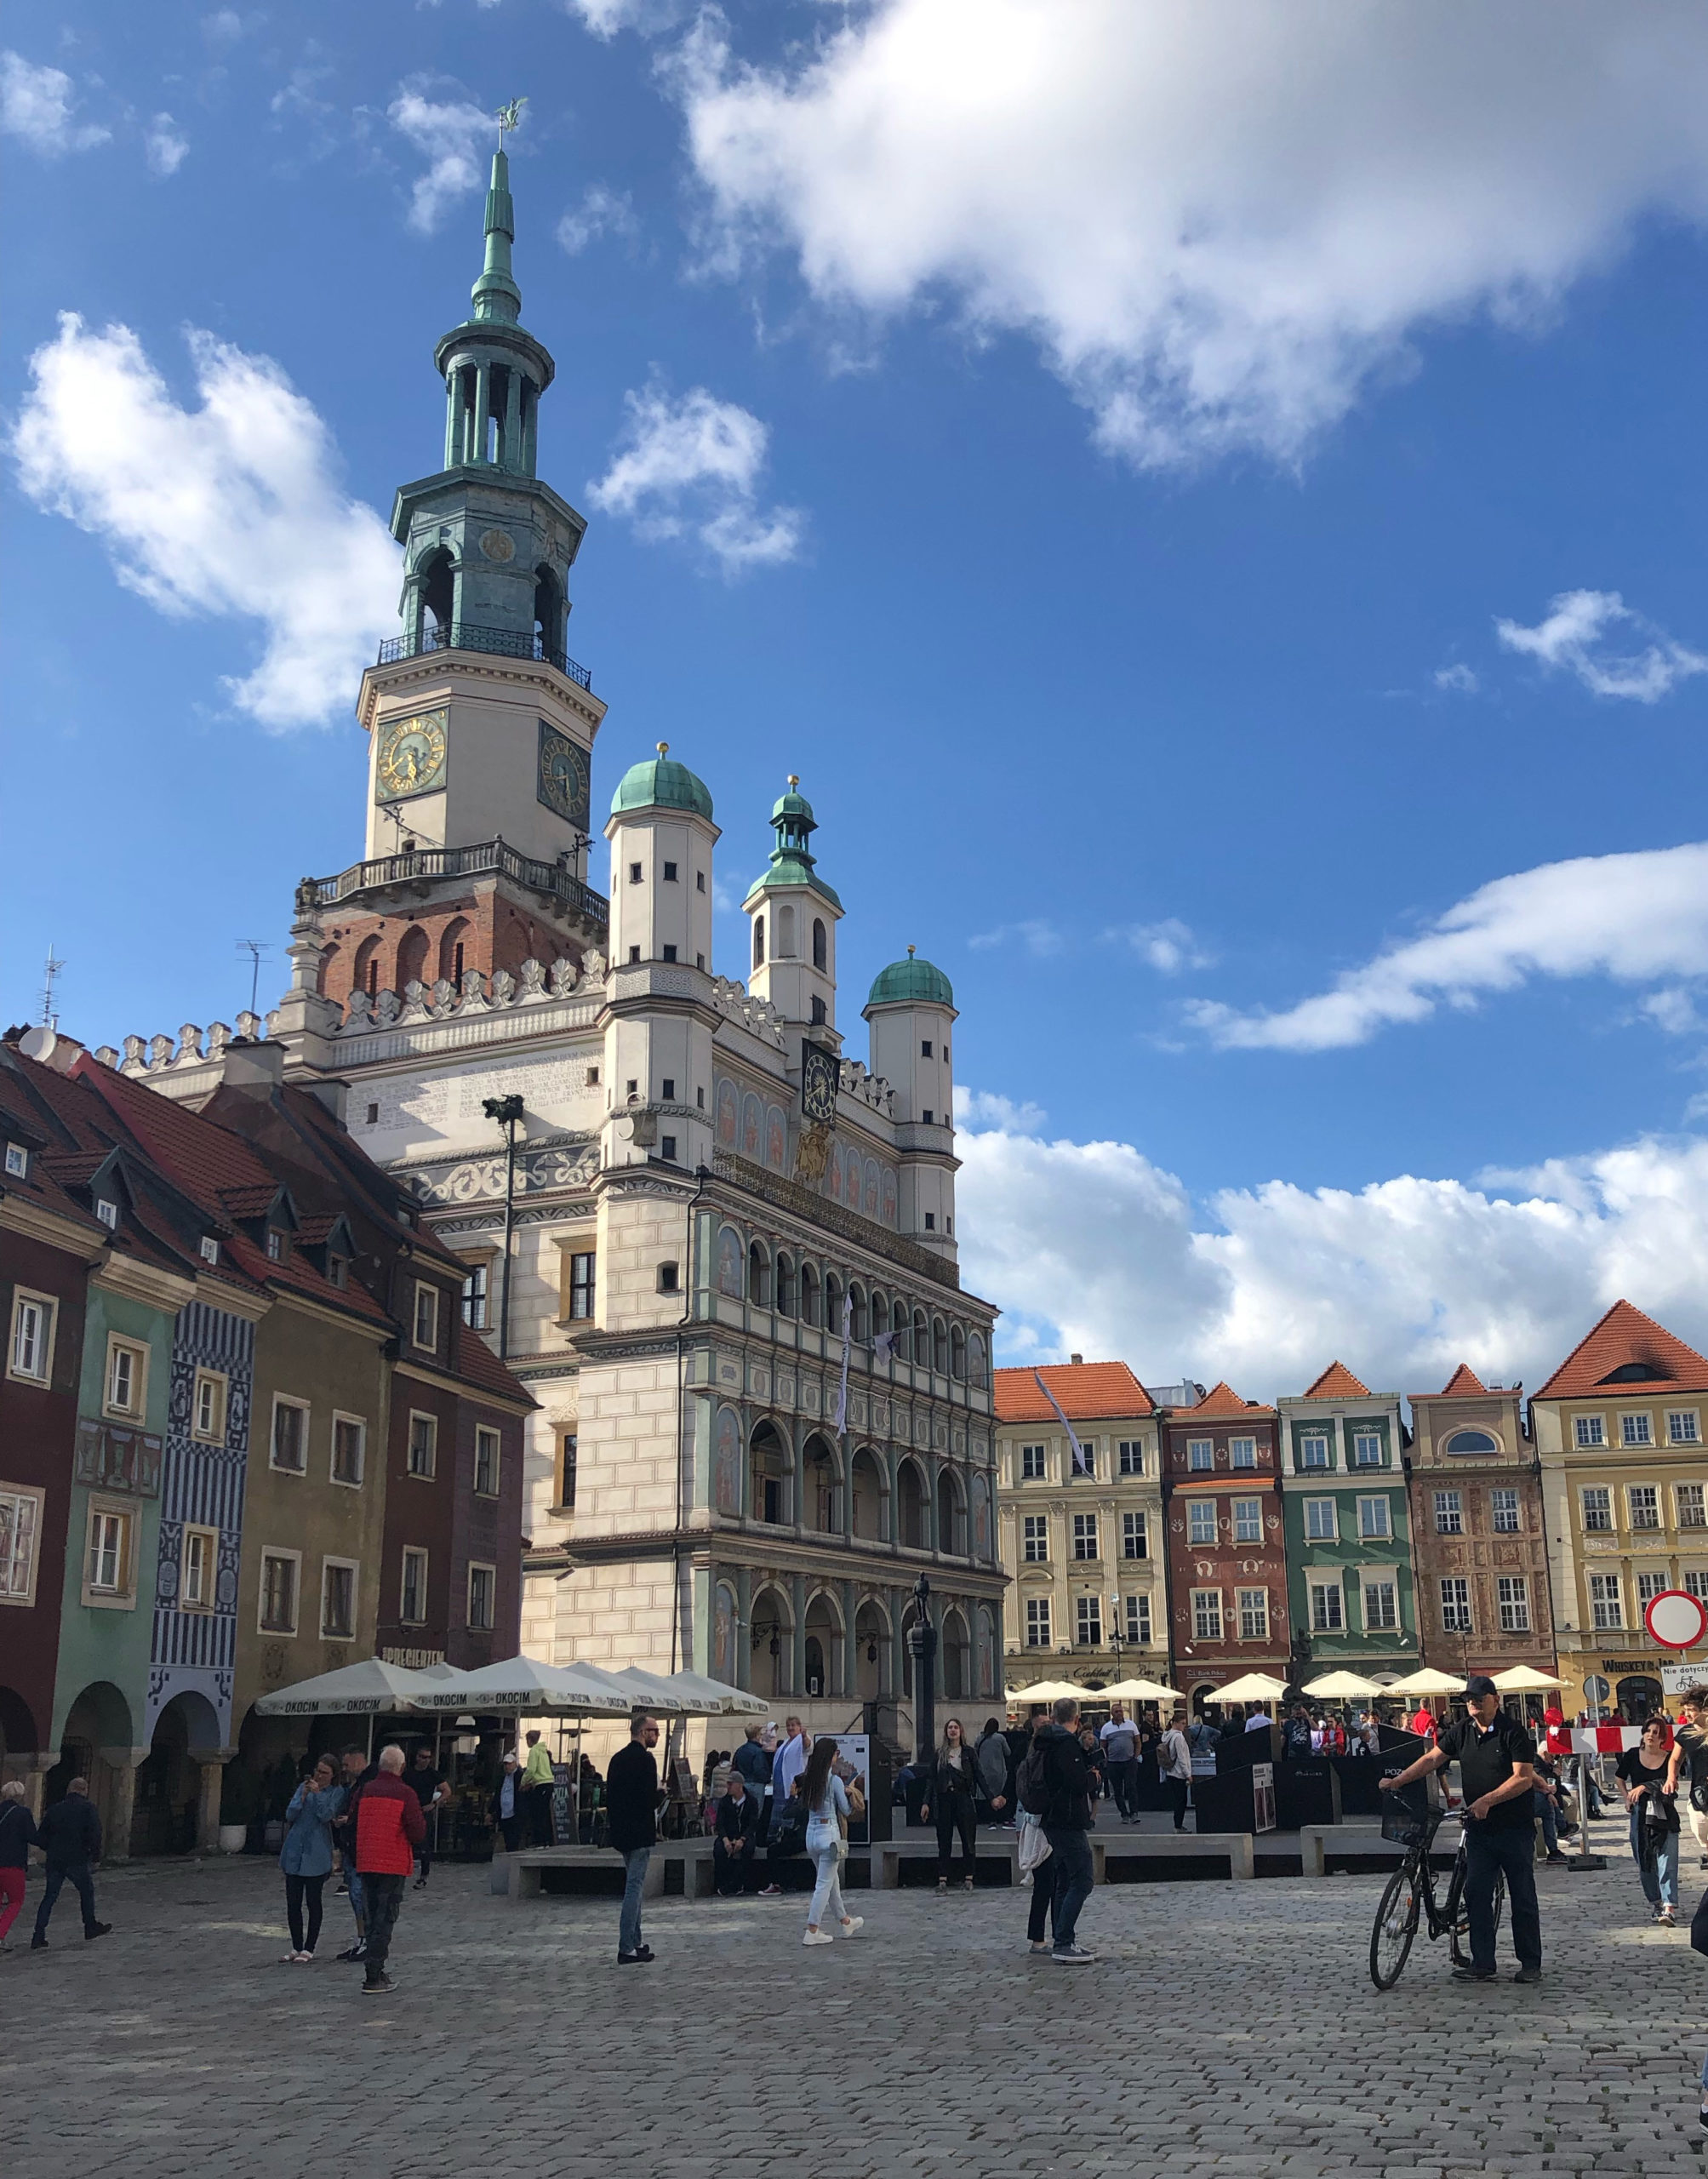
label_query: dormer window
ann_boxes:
[4,1142,26,1179]
[199,1237,220,1267]
[328,1255,349,1291]
[95,1199,118,1231]
[413,1281,440,1352]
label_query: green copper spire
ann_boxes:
[471,146,522,324]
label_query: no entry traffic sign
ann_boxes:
[1644,1588,1708,1651]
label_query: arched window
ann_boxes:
[896,1460,928,1549]
[801,1263,821,1328]
[812,918,827,969]
[913,1307,929,1365]
[774,1252,797,1318]
[891,1301,909,1364]
[748,1240,772,1309]
[871,1290,888,1348]
[778,904,797,958]
[396,925,430,991]
[419,546,454,637]
[533,562,563,658]
[717,1227,744,1300]
[825,1271,843,1337]
[851,1450,888,1541]
[438,917,472,989]
[934,1318,950,1374]
[803,1437,839,1533]
[751,1425,788,1529]
[353,935,382,1000]
[967,1333,987,1390]
[1444,1428,1499,1456]
[316,943,340,998]
[951,1326,966,1381]
[850,1284,869,1344]
[752,916,765,969]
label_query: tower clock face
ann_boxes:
[537,720,590,831]
[375,707,448,803]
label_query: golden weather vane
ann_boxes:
[496,96,527,147]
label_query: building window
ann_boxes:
[1305,1497,1338,1541]
[660,1135,677,1162]
[1628,1484,1660,1531]
[629,861,643,884]
[1357,1496,1391,1541]
[1580,1486,1612,1532]
[321,1560,357,1641]
[1071,1433,1093,1476]
[192,1370,228,1444]
[1669,1411,1701,1446]
[86,1507,130,1599]
[1574,1415,1606,1449]
[663,861,677,882]
[1232,1497,1263,1543]
[1497,1576,1530,1632]
[8,1290,54,1384]
[1020,1443,1047,1481]
[1490,1487,1520,1534]
[1025,1597,1050,1647]
[1022,1514,1048,1563]
[1117,1439,1145,1476]
[180,1525,216,1610]
[95,1198,119,1231]
[1072,1513,1099,1560]
[1300,1432,1330,1471]
[1077,1594,1104,1646]
[407,1413,437,1479]
[271,1398,309,1474]
[260,1550,300,1633]
[1191,1588,1222,1641]
[1237,1587,1269,1641]
[1688,1570,1708,1604]
[0,1483,44,1605]
[413,1282,440,1352]
[3,1141,26,1178]
[1126,1594,1151,1644]
[1310,1580,1343,1633]
[265,1229,284,1261]
[1678,1484,1707,1530]
[568,1251,597,1321]
[1188,1438,1214,1472]
[461,1261,488,1330]
[475,1426,500,1496]
[400,1547,428,1625]
[1188,1501,1217,1545]
[1362,1580,1398,1631]
[560,1433,577,1510]
[1231,1437,1256,1471]
[105,1335,147,1420]
[1637,1569,1668,1608]
[1352,1429,1383,1467]
[1621,1412,1654,1448]
[1433,1490,1463,1536]
[1122,1510,1147,1559]
[1589,1572,1623,1629]
[1440,1576,1471,1633]
[331,1415,365,1488]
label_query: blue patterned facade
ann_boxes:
[146,1298,254,1746]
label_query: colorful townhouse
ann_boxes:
[1158,1382,1289,1707]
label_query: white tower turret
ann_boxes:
[864,947,957,1262]
[742,780,843,1045]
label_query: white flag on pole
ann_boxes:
[1034,1369,1090,1475]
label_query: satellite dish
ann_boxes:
[18,1026,55,1062]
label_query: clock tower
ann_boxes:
[316,141,608,1019]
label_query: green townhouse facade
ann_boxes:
[1278,1361,1420,1683]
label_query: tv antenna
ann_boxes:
[237,941,270,1016]
[39,943,65,1029]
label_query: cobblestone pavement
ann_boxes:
[3,1820,1707,2179]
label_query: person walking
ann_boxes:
[760,1719,808,1896]
[490,1752,523,1853]
[332,1746,376,1963]
[974,1717,1014,1827]
[1036,1696,1097,1963]
[407,1745,446,1889]
[1017,1714,1056,1955]
[1159,1711,1193,1833]
[352,1745,426,1995]
[800,1736,863,1946]
[1619,1715,1681,1925]
[1101,1705,1140,1821]
[607,1712,661,1965]
[0,1780,37,1949]
[712,1770,759,1896]
[279,1755,345,1962]
[521,1730,557,1848]
[30,1778,110,1949]
[1668,1687,1708,1870]
[1380,1673,1543,1984]
[921,1718,980,1894]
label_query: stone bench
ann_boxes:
[874,1837,1021,1889]
[1100,1831,1254,1882]
[502,1840,716,1901]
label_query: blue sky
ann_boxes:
[7,2,1708,1391]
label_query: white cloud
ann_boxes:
[10,315,398,731]
[557,181,640,255]
[1495,588,1708,702]
[968,919,1061,959]
[1186,842,1708,1053]
[668,2,1708,467]
[1642,987,1703,1036]
[954,1086,1048,1132]
[588,380,803,573]
[566,0,688,35]
[1,50,109,154]
[146,113,189,176]
[389,85,491,235]
[1105,918,1210,975]
[1434,662,1479,695]
[957,1095,1708,1395]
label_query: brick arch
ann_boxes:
[437,917,472,987]
[396,924,430,990]
[316,942,340,998]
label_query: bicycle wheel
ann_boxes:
[1448,1858,1506,1968]
[1370,1859,1422,1988]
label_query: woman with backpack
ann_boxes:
[921,1717,980,1893]
[800,1737,864,1947]
[1618,1713,1680,1926]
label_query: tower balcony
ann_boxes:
[309,836,608,926]
[376,619,592,694]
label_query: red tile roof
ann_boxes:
[1534,1301,1708,1400]
[993,1360,1155,1422]
[1300,1360,1371,1400]
[1188,1380,1277,1419]
[1418,1363,1492,1399]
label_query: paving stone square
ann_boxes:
[3,1829,1706,2179]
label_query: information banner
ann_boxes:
[1250,1761,1277,1834]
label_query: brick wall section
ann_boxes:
[318,881,586,1012]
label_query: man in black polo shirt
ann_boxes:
[1380,1674,1542,1984]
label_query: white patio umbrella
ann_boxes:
[1212,1672,1290,1703]
[1300,1670,1384,1700]
[660,1670,768,1717]
[603,1666,723,1717]
[1492,1665,1568,1693]
[254,1657,462,1716]
[1100,1676,1185,1702]
[1386,1667,1469,1696]
[1005,1679,1094,1704]
[408,1656,633,1716]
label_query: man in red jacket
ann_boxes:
[355,1745,426,1995]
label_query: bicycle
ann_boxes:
[1368,1792,1506,1989]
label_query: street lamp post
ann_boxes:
[481,1094,525,1359]
[908,1573,937,1762]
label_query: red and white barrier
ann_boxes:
[1569,1724,1650,1754]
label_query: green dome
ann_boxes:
[610,744,713,821]
[771,786,814,824]
[867,950,954,1008]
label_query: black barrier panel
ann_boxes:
[1274,1759,1342,1829]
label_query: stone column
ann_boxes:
[788,1572,808,1701]
[99,1746,148,1863]
[195,1754,234,1852]
[10,1753,55,1822]
[502,367,523,473]
[839,1578,857,1701]
[886,1584,906,1703]
[735,1564,753,1690]
[473,363,491,465]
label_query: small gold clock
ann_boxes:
[375,707,448,803]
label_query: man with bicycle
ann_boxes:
[1380,1673,1543,1984]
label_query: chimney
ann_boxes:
[220,1038,287,1097]
[1070,1353,1083,1364]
